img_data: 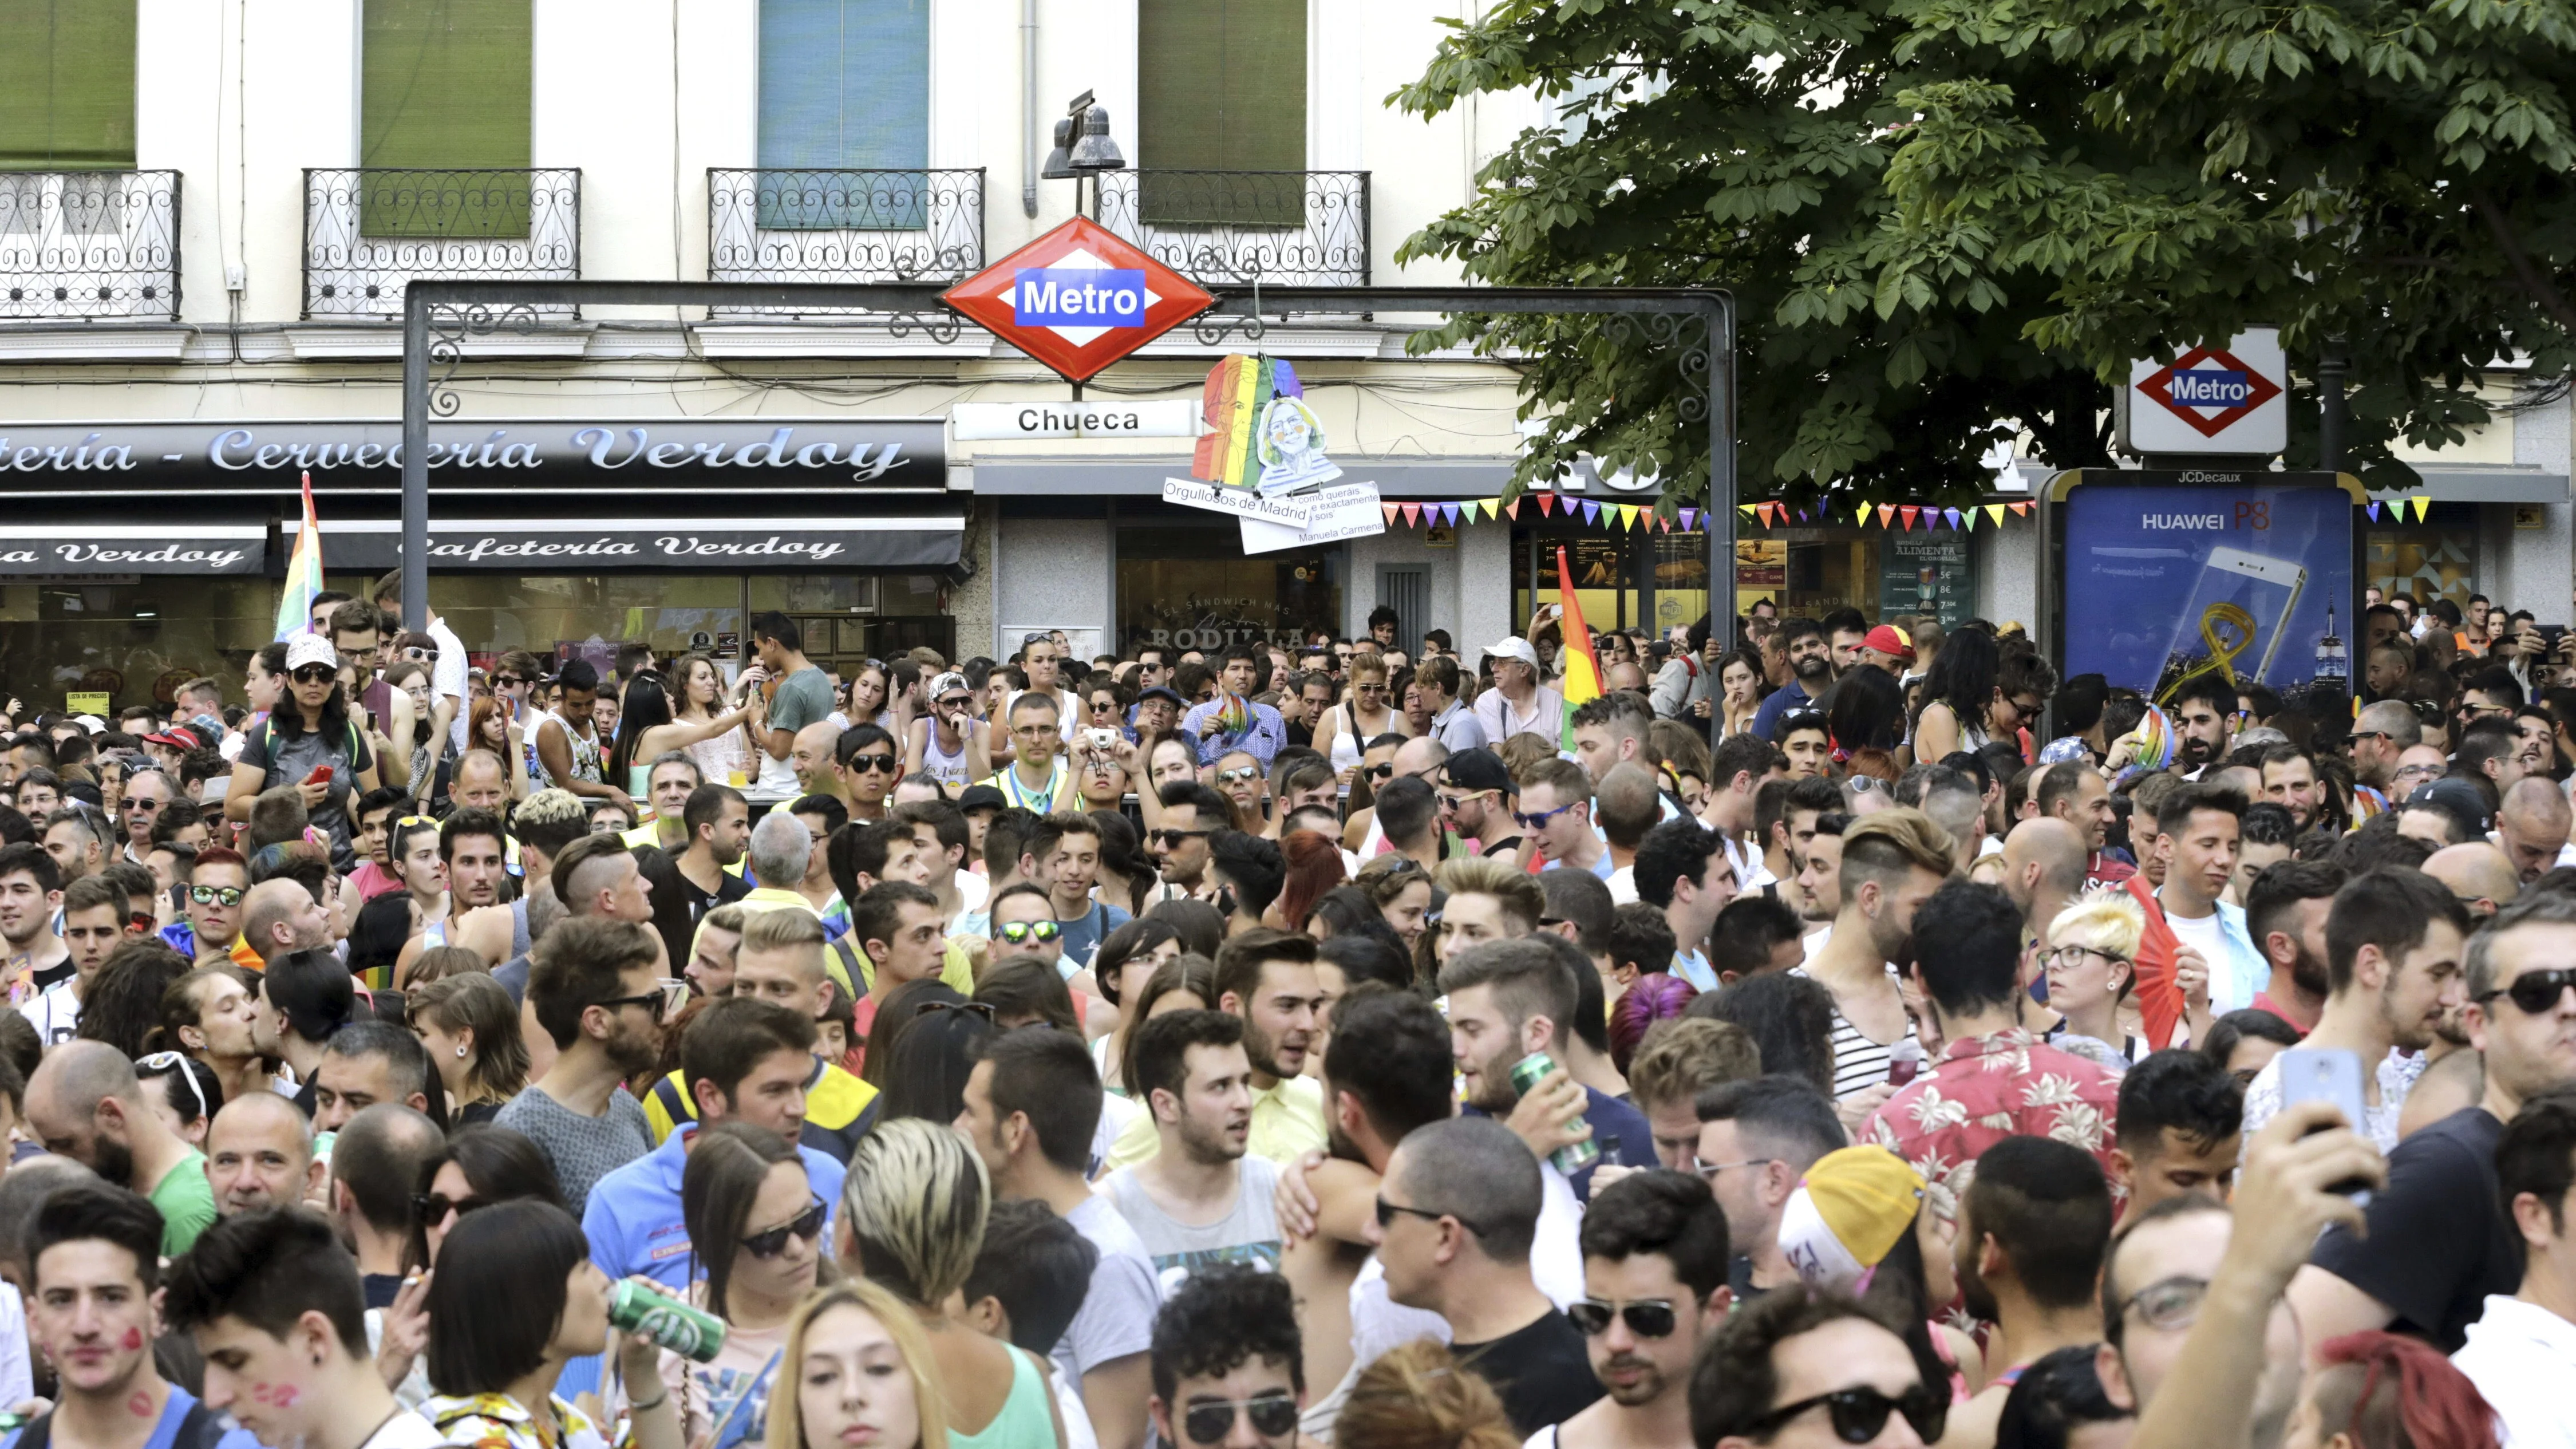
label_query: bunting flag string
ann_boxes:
[1355,491,2060,532]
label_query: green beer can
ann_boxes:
[1507,1052,1599,1176]
[608,1278,728,1363]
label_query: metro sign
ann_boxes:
[2121,329,2289,456]
[942,216,1214,382]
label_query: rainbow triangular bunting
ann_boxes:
[2366,502,2381,522]
[1401,503,1421,526]
[2413,495,2432,522]
[1985,504,2005,526]
[1854,502,1872,525]
[1678,508,1698,530]
[1962,507,1978,532]
[1899,506,1919,531]
[1945,508,1963,530]
[1382,503,1400,525]
[1582,501,1601,524]
[1875,504,1895,528]
[2009,502,2032,517]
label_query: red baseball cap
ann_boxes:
[1862,625,1914,659]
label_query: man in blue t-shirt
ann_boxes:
[1035,814,1129,976]
[1749,619,1838,743]
[1441,939,1657,1199]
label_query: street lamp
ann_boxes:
[1043,92,1124,213]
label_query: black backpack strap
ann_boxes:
[14,1409,50,1449]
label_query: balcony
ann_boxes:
[0,170,179,321]
[303,168,580,318]
[705,167,985,314]
[1090,169,1368,286]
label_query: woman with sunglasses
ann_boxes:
[610,670,760,801]
[1315,657,1401,782]
[410,972,533,1124]
[2041,892,2148,1067]
[908,672,993,792]
[765,1278,946,1449]
[408,1124,568,1272]
[153,965,275,1105]
[837,1120,1063,1449]
[225,634,382,869]
[651,1123,831,1449]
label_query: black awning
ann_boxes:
[0,523,266,575]
[285,515,965,571]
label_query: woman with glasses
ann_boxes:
[1315,657,1402,781]
[610,670,760,801]
[408,1124,567,1272]
[226,634,382,868]
[153,965,275,1105]
[2041,891,2150,1066]
[765,1278,945,1449]
[1086,919,1182,1093]
[410,972,532,1124]
[650,1123,831,1449]
[837,1120,1062,1449]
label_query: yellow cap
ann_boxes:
[1803,1146,1926,1269]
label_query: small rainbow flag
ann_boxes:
[274,472,324,641]
[1555,544,1602,749]
[1192,353,1303,490]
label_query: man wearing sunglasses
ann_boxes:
[1544,1171,1729,1449]
[1694,1292,1943,1449]
[588,997,846,1292]
[495,918,666,1217]
[1519,760,1611,883]
[1147,1265,1307,1449]
[832,723,902,822]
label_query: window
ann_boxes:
[0,0,136,171]
[757,0,929,229]
[1118,522,1342,653]
[1136,0,1306,224]
[359,0,533,236]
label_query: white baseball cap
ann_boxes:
[1484,635,1540,669]
[285,633,339,673]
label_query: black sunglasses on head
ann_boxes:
[1182,1393,1298,1446]
[1746,1385,1947,1447]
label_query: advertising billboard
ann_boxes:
[2060,477,2355,706]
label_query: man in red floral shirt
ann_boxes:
[1862,878,2124,1202]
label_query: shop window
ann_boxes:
[1733,527,1965,627]
[0,578,274,713]
[0,0,136,170]
[2366,504,2478,610]
[1118,523,1343,654]
[408,573,744,680]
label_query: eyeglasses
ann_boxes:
[402,647,440,662]
[189,885,244,907]
[2477,966,2576,1015]
[1182,1392,1299,1446]
[493,674,527,688]
[136,1052,207,1120]
[1375,1195,1485,1237]
[997,920,1063,946]
[1218,766,1261,785]
[2348,731,2393,747]
[1744,1386,1946,1447]
[1514,801,1581,831]
[412,1191,489,1227]
[938,693,974,709]
[1153,828,1212,848]
[2121,1274,2208,1332]
[1567,1298,1678,1338]
[2042,945,2128,970]
[846,753,899,774]
[290,666,337,685]
[740,1198,827,1258]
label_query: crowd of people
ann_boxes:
[0,572,2559,1449]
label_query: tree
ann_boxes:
[1396,0,2563,507]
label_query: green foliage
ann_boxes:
[1397,0,2576,506]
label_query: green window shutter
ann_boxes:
[1135,0,1305,226]
[0,0,137,171]
[359,0,533,238]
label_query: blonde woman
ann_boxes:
[766,1278,947,1449]
[2042,890,2152,1065]
[835,1120,1065,1449]
[1337,1340,1519,1449]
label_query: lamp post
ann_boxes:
[1040,90,1125,218]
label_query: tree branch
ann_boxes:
[2470,188,2576,335]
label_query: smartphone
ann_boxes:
[303,765,334,786]
[2277,1047,2373,1205]
[2159,545,2308,693]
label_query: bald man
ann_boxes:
[1999,818,2088,944]
[24,1041,216,1254]
[239,876,332,966]
[2347,700,2421,815]
[790,720,846,803]
[204,1089,322,1215]
[2423,841,2520,918]
[2492,776,2575,885]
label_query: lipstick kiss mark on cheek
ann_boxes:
[121,1328,143,1351]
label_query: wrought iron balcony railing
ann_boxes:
[303,167,580,318]
[706,167,985,311]
[0,170,179,321]
[1089,169,1368,286]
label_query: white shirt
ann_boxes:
[2163,905,2227,990]
[25,978,80,1046]
[955,868,990,913]
[0,1284,30,1411]
[429,616,470,754]
[2454,1294,2576,1449]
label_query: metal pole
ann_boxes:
[400,291,429,633]
[1706,299,1735,748]
[2318,342,2349,472]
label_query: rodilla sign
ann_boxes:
[1014,268,1147,327]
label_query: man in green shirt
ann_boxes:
[747,611,835,798]
[24,1041,218,1255]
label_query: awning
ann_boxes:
[2367,465,2570,506]
[0,523,266,575]
[285,516,965,570]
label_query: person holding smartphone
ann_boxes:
[224,634,381,871]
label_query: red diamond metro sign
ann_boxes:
[942,217,1215,383]
[2134,344,2285,439]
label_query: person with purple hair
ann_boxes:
[1609,972,1698,1076]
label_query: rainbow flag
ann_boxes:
[274,472,323,641]
[1192,353,1303,490]
[1555,544,1602,749]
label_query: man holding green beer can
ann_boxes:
[1439,937,1657,1199]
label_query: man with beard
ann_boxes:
[2494,776,2576,885]
[1938,1137,2116,1449]
[1146,783,1229,905]
[1437,939,1658,1199]
[1862,881,2123,1198]
[1547,1171,1729,1449]
[2346,699,2421,823]
[1111,930,1328,1171]
[2242,859,2346,1035]
[493,916,664,1216]
[2256,745,2325,833]
[1439,749,1522,858]
[25,1041,217,1255]
[2170,674,2237,777]
[2238,868,2468,1153]
[1795,809,1950,1105]
[1099,1010,1284,1288]
[1749,619,1835,742]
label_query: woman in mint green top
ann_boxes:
[836,1122,1066,1449]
